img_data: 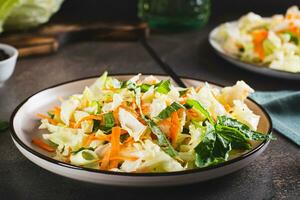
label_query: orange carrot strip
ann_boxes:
[170,111,179,147]
[158,118,171,127]
[100,148,111,170]
[53,107,61,118]
[109,127,121,169]
[32,138,55,152]
[251,29,268,60]
[110,127,121,156]
[141,103,150,115]
[36,114,57,125]
[69,121,77,128]
[109,156,139,162]
[82,133,96,147]
[74,115,102,128]
[187,109,199,118]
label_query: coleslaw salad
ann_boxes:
[33,72,274,173]
[212,6,300,73]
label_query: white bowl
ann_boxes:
[0,43,18,85]
[10,75,272,186]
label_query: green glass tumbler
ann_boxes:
[138,0,211,31]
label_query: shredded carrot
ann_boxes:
[112,106,120,125]
[36,114,57,125]
[158,118,171,127]
[100,148,111,170]
[83,134,112,147]
[170,111,179,147]
[53,106,61,119]
[141,102,150,115]
[288,22,300,35]
[32,138,55,152]
[195,86,203,93]
[94,135,111,141]
[187,109,199,118]
[109,127,121,169]
[180,99,187,105]
[251,29,268,60]
[111,127,121,161]
[82,133,96,147]
[109,156,139,162]
[224,104,232,112]
[74,115,102,128]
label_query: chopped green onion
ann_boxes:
[156,102,184,120]
[72,147,94,154]
[139,84,152,92]
[155,80,171,94]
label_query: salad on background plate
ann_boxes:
[33,72,273,173]
[211,6,300,73]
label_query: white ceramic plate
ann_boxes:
[209,21,300,81]
[10,75,272,186]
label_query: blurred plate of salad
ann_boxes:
[209,6,300,80]
[0,0,64,33]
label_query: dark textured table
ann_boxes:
[1,1,300,199]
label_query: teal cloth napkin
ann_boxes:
[251,91,300,146]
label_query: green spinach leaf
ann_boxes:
[134,87,178,157]
[217,116,274,141]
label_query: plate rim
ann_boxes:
[10,73,273,177]
[209,21,300,80]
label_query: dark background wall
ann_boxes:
[53,0,300,22]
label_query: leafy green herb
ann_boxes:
[195,123,230,167]
[184,99,214,124]
[145,118,178,157]
[215,125,252,150]
[155,80,171,94]
[155,102,184,120]
[0,121,9,132]
[72,147,94,154]
[194,115,274,168]
[217,116,275,141]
